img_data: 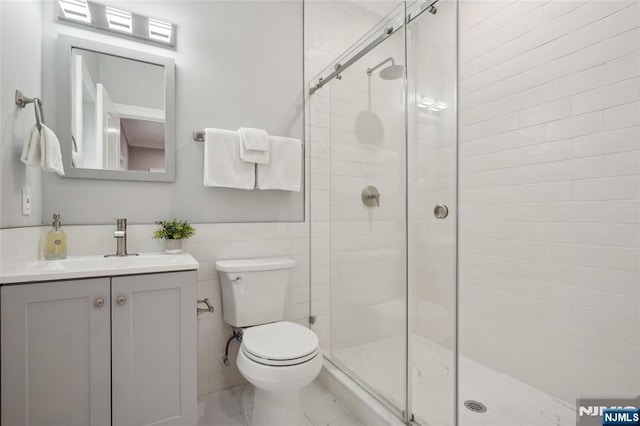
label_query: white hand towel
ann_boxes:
[256,136,302,192]
[204,128,255,190]
[239,127,270,164]
[40,124,65,176]
[20,125,41,166]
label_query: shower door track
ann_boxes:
[308,0,438,96]
[309,26,397,95]
[323,354,415,424]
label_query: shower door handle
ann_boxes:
[433,204,449,219]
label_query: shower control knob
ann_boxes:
[116,296,127,305]
[433,204,449,219]
[362,186,381,207]
[94,298,104,308]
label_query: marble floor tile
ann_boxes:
[198,380,363,426]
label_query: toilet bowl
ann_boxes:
[236,321,322,426]
[215,258,322,426]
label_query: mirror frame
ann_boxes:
[56,34,176,182]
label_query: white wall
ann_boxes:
[98,53,164,110]
[0,0,43,228]
[459,0,640,403]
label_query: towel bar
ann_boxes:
[193,129,304,146]
[15,89,45,131]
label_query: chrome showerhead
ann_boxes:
[378,64,404,80]
[366,57,404,81]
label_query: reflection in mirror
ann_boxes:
[71,48,166,172]
[57,34,175,182]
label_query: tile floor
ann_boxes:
[197,380,364,426]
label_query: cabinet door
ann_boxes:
[111,271,197,426]
[1,278,111,426]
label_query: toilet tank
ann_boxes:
[216,257,295,327]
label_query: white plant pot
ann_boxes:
[165,239,183,254]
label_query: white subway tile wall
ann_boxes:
[459,0,640,403]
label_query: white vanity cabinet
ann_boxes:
[1,270,197,426]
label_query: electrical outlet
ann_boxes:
[22,187,31,216]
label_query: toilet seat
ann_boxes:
[241,321,319,367]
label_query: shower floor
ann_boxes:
[333,334,575,426]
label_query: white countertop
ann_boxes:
[0,253,199,284]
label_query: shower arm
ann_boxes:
[366,58,395,76]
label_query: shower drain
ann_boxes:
[464,400,487,413]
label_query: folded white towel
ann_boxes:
[239,127,270,164]
[256,136,302,192]
[20,124,65,176]
[239,127,269,151]
[40,124,65,176]
[204,128,255,190]
[20,125,41,166]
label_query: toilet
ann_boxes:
[216,257,322,426]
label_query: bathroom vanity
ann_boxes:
[0,254,198,426]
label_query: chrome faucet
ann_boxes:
[105,218,138,257]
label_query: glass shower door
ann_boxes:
[406,0,458,424]
[325,17,408,418]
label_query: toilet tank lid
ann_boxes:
[215,257,295,272]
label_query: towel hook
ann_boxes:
[15,89,45,131]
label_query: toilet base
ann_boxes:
[243,384,305,426]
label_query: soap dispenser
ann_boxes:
[45,213,67,260]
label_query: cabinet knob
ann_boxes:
[116,296,127,305]
[93,298,104,308]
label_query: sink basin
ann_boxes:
[0,253,199,284]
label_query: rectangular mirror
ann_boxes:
[57,35,175,182]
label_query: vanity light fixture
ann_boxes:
[57,0,176,48]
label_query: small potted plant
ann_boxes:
[153,219,196,254]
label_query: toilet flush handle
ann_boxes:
[230,276,242,283]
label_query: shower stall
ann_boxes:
[308,0,639,425]
[309,2,457,424]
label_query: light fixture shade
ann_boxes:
[148,18,173,44]
[58,0,91,23]
[105,7,132,33]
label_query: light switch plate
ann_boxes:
[22,187,31,215]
